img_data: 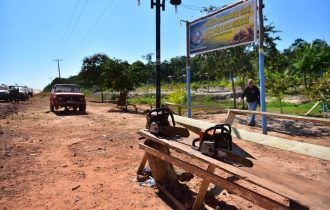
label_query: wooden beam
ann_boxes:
[224,110,236,125]
[139,130,329,210]
[165,102,330,125]
[192,165,216,210]
[305,101,320,116]
[173,115,330,161]
[227,109,330,125]
[144,140,177,184]
[140,142,289,210]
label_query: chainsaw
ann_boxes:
[192,124,253,167]
[146,107,189,138]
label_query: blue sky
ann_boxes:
[1,0,329,90]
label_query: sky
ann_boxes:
[1,0,329,90]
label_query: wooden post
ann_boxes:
[145,140,177,184]
[192,164,216,210]
[178,106,182,116]
[224,110,236,125]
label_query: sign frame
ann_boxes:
[189,0,257,55]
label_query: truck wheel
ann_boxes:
[50,105,54,112]
[79,105,86,112]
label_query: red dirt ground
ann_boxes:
[0,94,329,209]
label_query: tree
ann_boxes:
[130,60,148,86]
[79,53,109,88]
[309,71,330,103]
[79,53,110,102]
[102,58,142,107]
[292,39,330,89]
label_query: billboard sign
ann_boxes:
[189,0,257,55]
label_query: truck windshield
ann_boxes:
[55,85,80,93]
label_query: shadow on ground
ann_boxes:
[48,110,88,116]
[157,181,238,210]
[236,117,330,137]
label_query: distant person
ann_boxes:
[240,79,260,126]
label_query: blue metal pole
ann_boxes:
[185,21,192,118]
[258,0,267,134]
[259,50,267,134]
[187,66,191,117]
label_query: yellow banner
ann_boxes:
[189,0,257,55]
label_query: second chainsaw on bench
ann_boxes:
[146,107,189,138]
[192,124,253,167]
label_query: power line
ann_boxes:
[164,0,205,10]
[59,0,89,57]
[64,0,119,58]
[56,0,81,57]
[180,5,204,11]
[181,3,205,9]
[73,0,115,47]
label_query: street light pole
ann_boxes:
[151,0,165,108]
[150,0,181,108]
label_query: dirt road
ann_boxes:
[0,94,329,209]
[0,95,168,209]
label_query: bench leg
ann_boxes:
[224,110,236,125]
[145,140,177,184]
[137,152,148,175]
[192,165,216,210]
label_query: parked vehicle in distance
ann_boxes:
[17,86,29,101]
[8,85,19,101]
[0,84,11,102]
[50,84,86,112]
[28,88,33,97]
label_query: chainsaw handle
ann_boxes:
[191,138,200,150]
[204,124,231,135]
[148,107,176,127]
[168,110,176,127]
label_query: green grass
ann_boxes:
[128,96,156,105]
[266,101,324,116]
[127,94,326,116]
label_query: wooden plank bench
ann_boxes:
[138,129,330,210]
[174,114,330,161]
[223,109,330,125]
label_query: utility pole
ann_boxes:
[53,59,63,80]
[258,0,267,134]
[150,0,182,108]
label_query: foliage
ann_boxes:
[79,54,109,89]
[167,87,187,104]
[266,70,297,113]
[309,72,330,102]
[128,95,156,106]
[43,76,79,92]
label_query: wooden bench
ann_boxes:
[138,129,330,210]
[223,109,330,125]
[174,114,330,161]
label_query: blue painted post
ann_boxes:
[186,21,192,118]
[259,50,267,134]
[187,66,191,117]
[258,0,267,134]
